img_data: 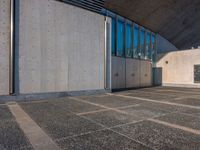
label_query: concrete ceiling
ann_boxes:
[104,0,200,49]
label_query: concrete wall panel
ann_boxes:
[112,57,152,89]
[19,0,105,94]
[126,59,140,88]
[157,49,200,87]
[140,60,152,87]
[0,0,10,95]
[111,56,126,89]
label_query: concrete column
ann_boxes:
[0,0,10,95]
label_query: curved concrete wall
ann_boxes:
[0,0,10,95]
[19,0,105,94]
[157,49,200,87]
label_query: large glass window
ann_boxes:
[111,18,116,55]
[146,32,151,59]
[140,29,145,58]
[152,34,156,62]
[133,26,139,58]
[152,34,156,50]
[117,20,125,56]
[126,23,132,57]
[109,12,156,60]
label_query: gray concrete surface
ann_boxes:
[0,0,10,95]
[8,103,60,150]
[111,56,126,89]
[18,0,104,94]
[112,57,152,90]
[0,86,200,149]
[140,60,152,87]
[0,105,33,150]
[126,58,140,88]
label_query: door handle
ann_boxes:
[131,73,135,77]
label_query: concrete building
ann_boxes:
[0,0,200,100]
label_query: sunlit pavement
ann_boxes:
[1,86,200,150]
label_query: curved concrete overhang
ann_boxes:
[104,0,200,49]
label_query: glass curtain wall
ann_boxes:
[146,32,151,59]
[110,14,156,61]
[152,34,156,62]
[117,19,125,56]
[111,18,116,55]
[126,23,132,57]
[140,29,145,59]
[133,26,139,58]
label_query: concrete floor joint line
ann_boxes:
[70,97,129,114]
[68,105,153,150]
[157,89,200,95]
[148,118,200,135]
[114,94,200,110]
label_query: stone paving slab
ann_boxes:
[82,110,141,128]
[171,98,200,106]
[180,108,200,117]
[119,104,171,119]
[0,113,33,150]
[56,129,151,150]
[20,102,103,140]
[116,99,185,118]
[8,103,60,150]
[154,112,200,130]
[9,86,200,150]
[149,91,196,97]
[112,120,200,150]
[80,95,144,108]
[124,92,178,101]
[0,105,14,121]
[49,98,103,113]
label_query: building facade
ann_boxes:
[1,0,183,99]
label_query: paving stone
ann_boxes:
[43,115,103,140]
[125,92,178,101]
[120,105,168,119]
[112,120,200,150]
[81,95,144,108]
[151,91,193,97]
[82,110,141,128]
[180,108,200,117]
[0,120,33,150]
[14,87,200,149]
[20,102,103,140]
[57,129,151,150]
[155,112,200,130]
[20,102,72,122]
[141,102,184,112]
[50,98,103,113]
[0,105,13,121]
[172,98,200,106]
[120,102,182,119]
